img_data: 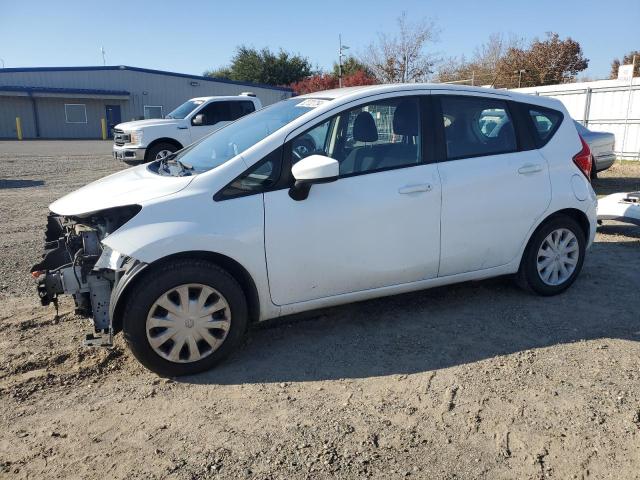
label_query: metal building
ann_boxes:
[0,66,293,139]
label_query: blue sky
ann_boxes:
[1,0,638,79]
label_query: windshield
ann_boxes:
[166,99,205,119]
[173,97,328,173]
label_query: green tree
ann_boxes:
[332,56,373,78]
[204,46,313,86]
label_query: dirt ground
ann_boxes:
[1,140,639,480]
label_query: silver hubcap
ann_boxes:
[536,228,579,286]
[155,149,172,160]
[146,283,231,363]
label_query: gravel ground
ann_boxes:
[1,140,639,479]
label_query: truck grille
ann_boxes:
[113,129,130,146]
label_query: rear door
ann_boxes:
[433,92,551,276]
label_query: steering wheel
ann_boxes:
[292,134,317,160]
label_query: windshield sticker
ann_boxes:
[295,99,329,108]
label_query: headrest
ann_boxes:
[353,111,378,142]
[393,100,419,136]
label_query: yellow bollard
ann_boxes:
[101,118,107,140]
[16,117,23,140]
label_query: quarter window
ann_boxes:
[215,147,282,200]
[291,97,422,176]
[64,104,87,124]
[529,108,563,146]
[440,96,517,160]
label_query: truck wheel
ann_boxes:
[145,142,178,163]
[516,215,586,296]
[122,259,248,376]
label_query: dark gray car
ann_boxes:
[574,121,616,177]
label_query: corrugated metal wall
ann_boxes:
[0,96,36,138]
[0,67,293,139]
[515,78,640,160]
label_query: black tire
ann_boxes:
[144,142,178,163]
[122,259,248,376]
[516,215,586,296]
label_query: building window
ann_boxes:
[65,104,87,124]
[144,105,163,119]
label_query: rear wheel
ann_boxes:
[145,142,178,163]
[122,259,248,376]
[516,215,586,296]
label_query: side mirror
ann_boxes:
[192,114,204,126]
[289,154,339,201]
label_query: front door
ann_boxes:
[433,92,551,276]
[264,95,442,305]
[105,105,121,138]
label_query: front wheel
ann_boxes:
[145,142,178,163]
[122,260,248,376]
[516,215,586,296]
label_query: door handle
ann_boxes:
[518,164,543,175]
[398,184,432,194]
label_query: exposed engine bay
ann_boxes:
[31,206,141,345]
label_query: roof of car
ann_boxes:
[189,95,259,102]
[298,83,511,100]
[297,83,562,111]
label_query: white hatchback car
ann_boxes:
[32,84,597,376]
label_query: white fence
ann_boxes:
[514,78,640,160]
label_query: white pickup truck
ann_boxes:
[112,93,262,163]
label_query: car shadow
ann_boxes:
[593,175,640,196]
[0,179,45,189]
[181,240,640,386]
[597,223,640,239]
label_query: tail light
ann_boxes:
[573,135,592,180]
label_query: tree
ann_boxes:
[332,56,373,78]
[610,50,640,79]
[289,73,338,95]
[498,33,588,88]
[289,70,377,96]
[436,32,588,88]
[204,46,313,85]
[436,34,521,85]
[361,12,439,83]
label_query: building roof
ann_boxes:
[0,85,130,96]
[0,65,294,93]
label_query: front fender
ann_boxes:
[102,192,276,322]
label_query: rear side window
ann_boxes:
[528,107,563,147]
[440,96,517,160]
[234,101,256,117]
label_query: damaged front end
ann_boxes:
[31,205,142,346]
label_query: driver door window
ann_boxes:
[291,97,422,177]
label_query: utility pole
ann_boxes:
[338,35,349,88]
[621,55,637,158]
[514,69,526,88]
[100,47,106,66]
[0,58,5,68]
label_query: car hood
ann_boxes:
[115,118,183,130]
[49,164,194,217]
